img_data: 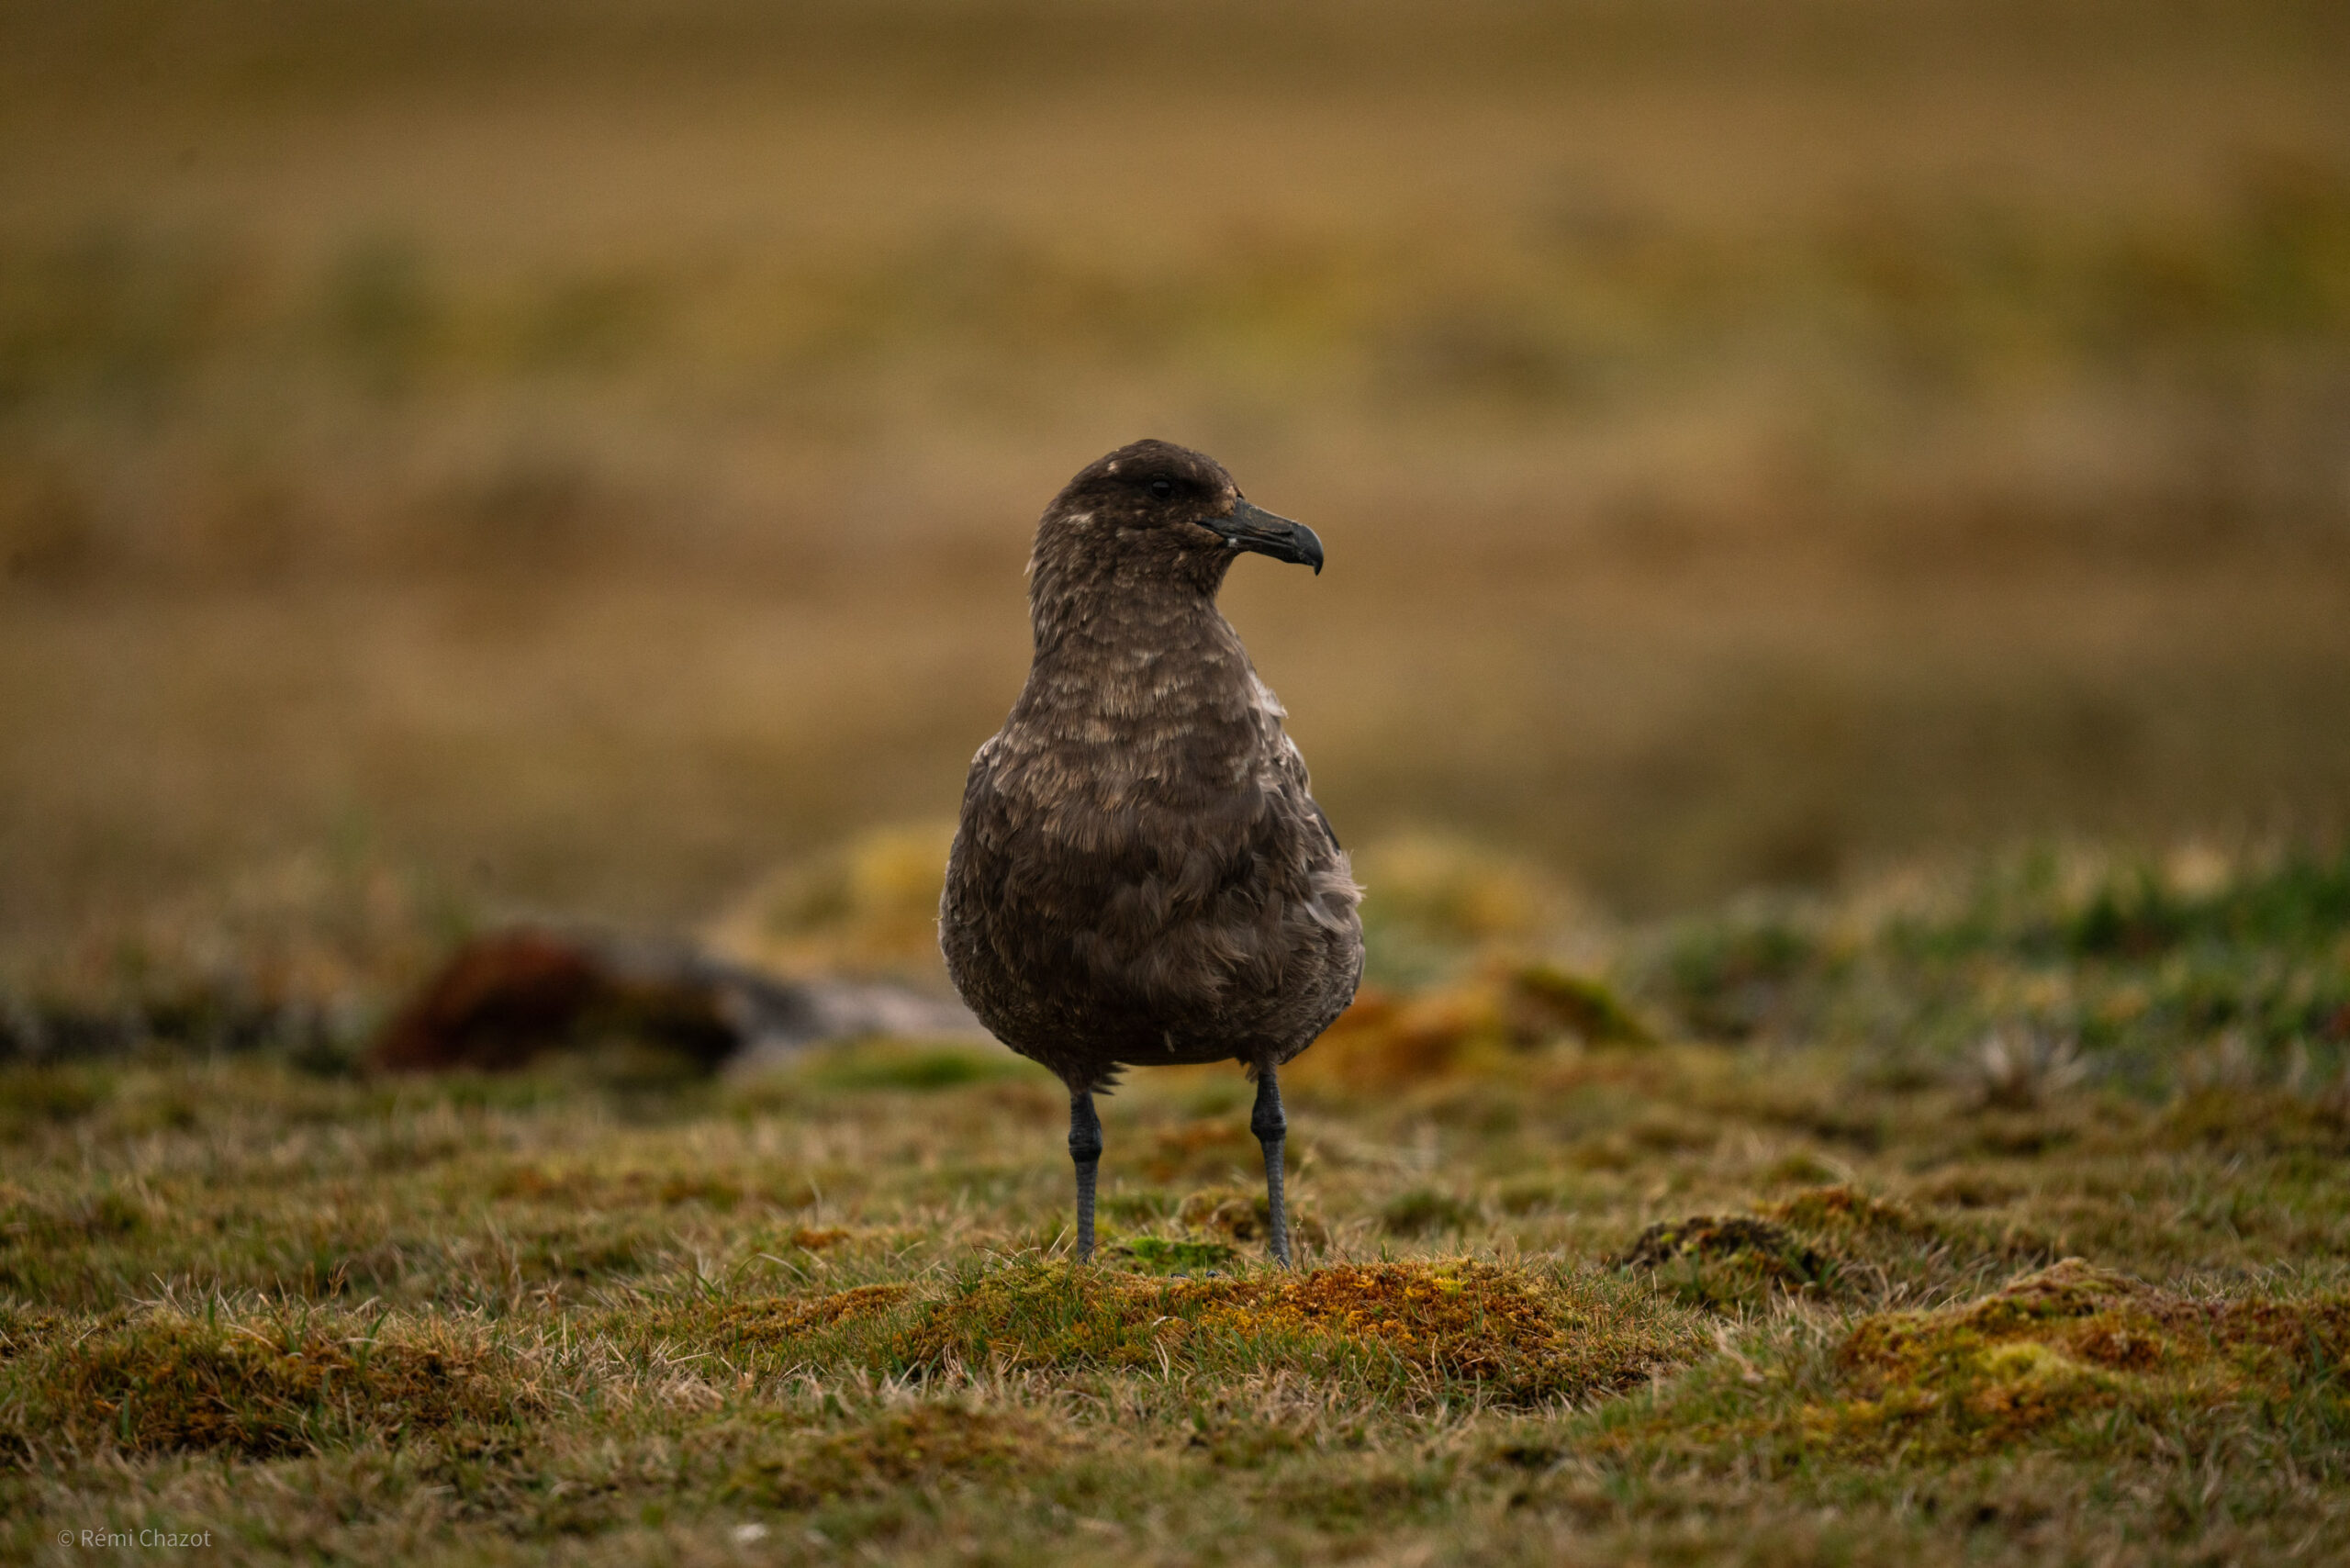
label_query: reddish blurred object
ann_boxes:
[372,933,556,1070]
[365,927,979,1074]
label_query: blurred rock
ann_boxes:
[0,981,336,1066]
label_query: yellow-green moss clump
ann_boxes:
[3,1308,532,1459]
[1816,1259,2350,1456]
[892,1260,1703,1407]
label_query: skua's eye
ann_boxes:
[1148,476,1174,498]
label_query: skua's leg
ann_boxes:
[1251,1066,1292,1267]
[1069,1088,1103,1261]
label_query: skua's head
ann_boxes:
[1030,439,1323,607]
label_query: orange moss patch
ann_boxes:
[1818,1259,2350,1456]
[894,1260,1703,1406]
[780,1226,856,1250]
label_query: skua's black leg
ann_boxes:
[1069,1088,1103,1261]
[1251,1066,1292,1267]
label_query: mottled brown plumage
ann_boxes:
[940,439,1363,1263]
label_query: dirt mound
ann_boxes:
[1615,1215,1836,1310]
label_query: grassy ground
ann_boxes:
[6,842,2349,1563]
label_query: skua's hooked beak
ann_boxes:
[1214,498,1325,575]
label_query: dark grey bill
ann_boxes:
[1215,498,1325,575]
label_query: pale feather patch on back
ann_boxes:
[1305,852,1364,933]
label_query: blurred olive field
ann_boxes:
[6,0,2350,938]
[8,2,2350,1564]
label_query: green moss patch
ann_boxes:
[1815,1259,2350,1457]
[891,1260,1704,1407]
[1112,1237,1237,1274]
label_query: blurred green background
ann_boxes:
[4,0,2348,954]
